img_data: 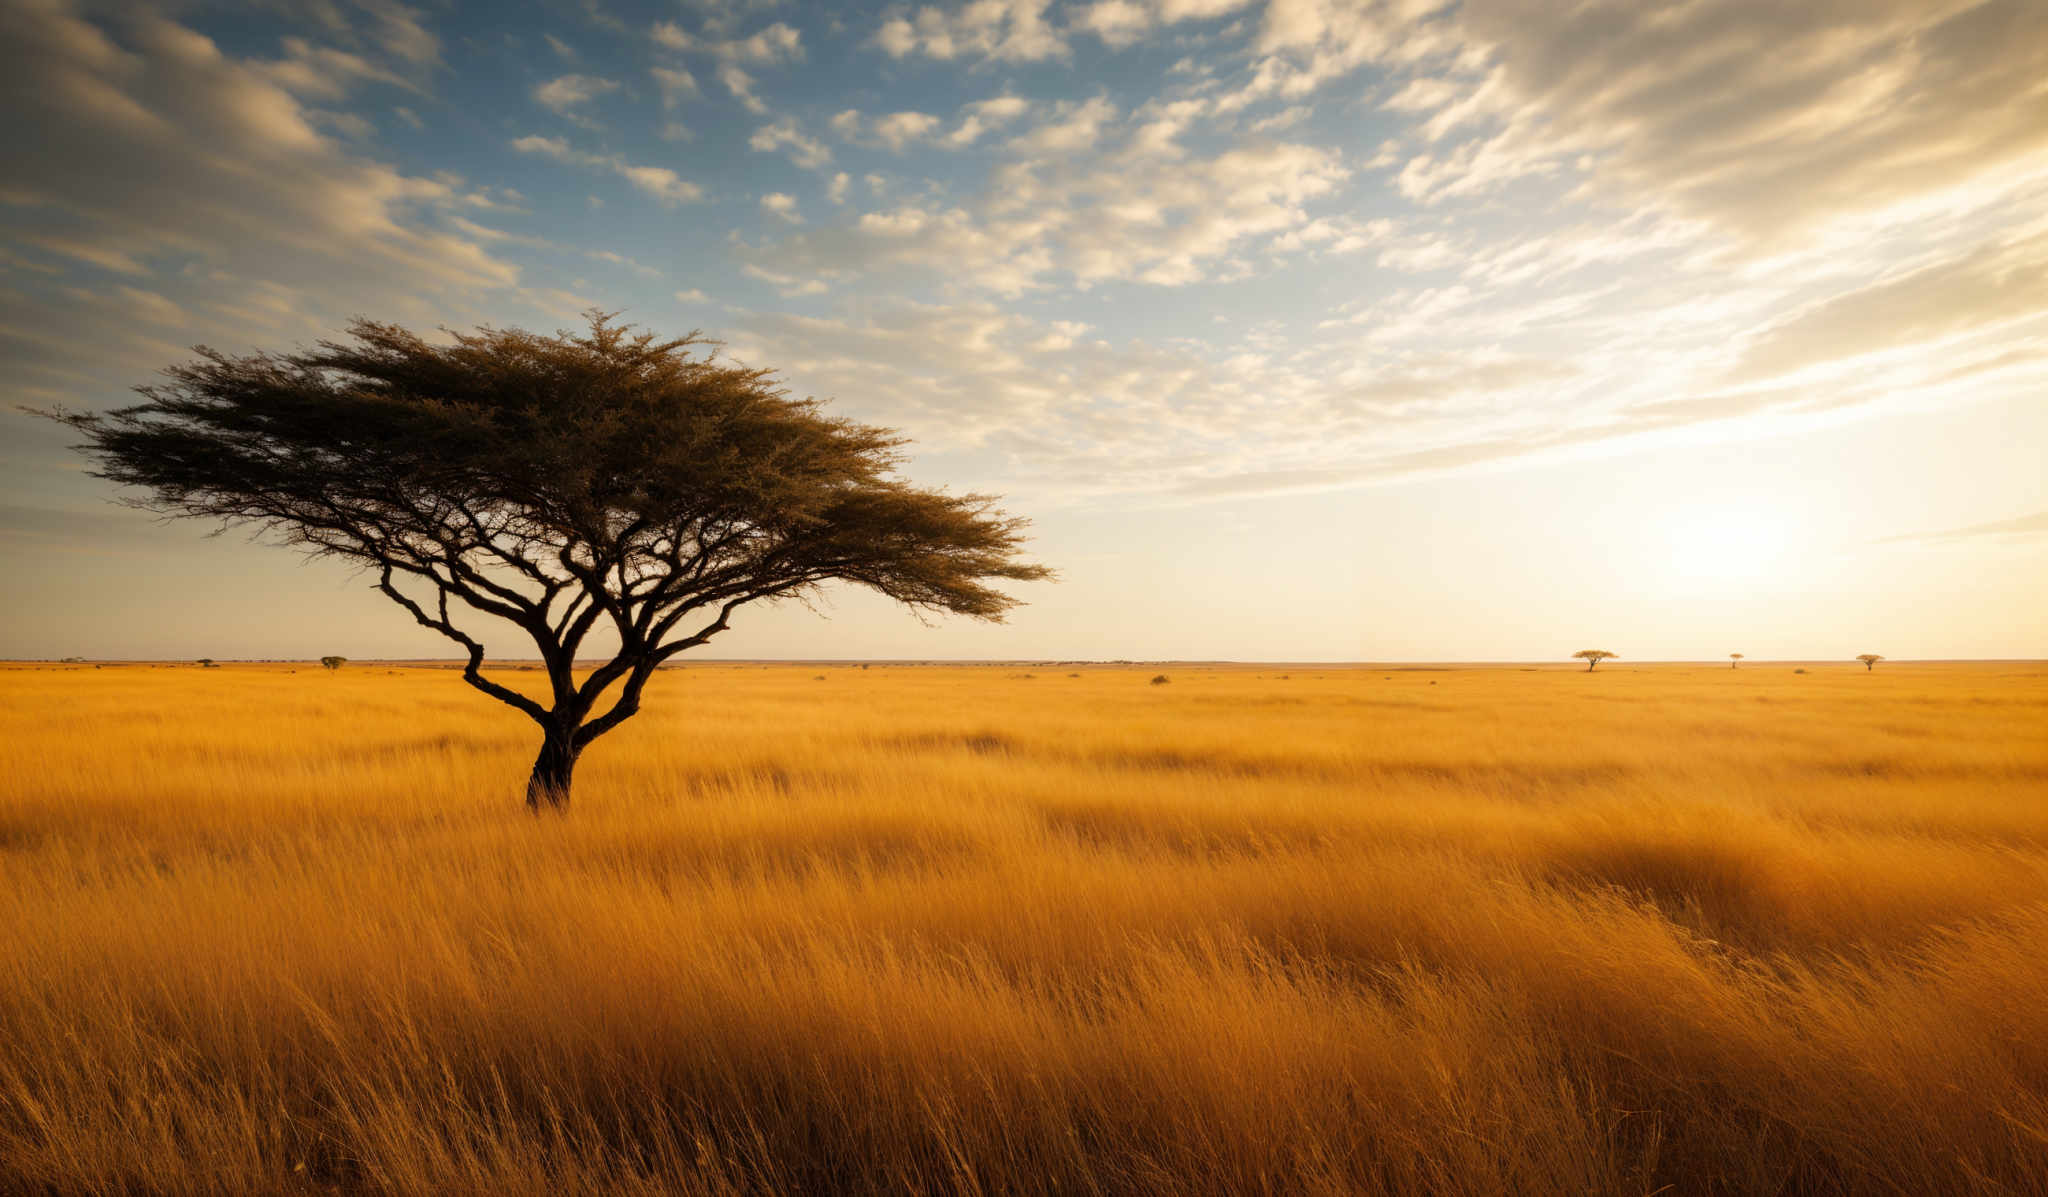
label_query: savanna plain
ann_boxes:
[3,660,2046,1196]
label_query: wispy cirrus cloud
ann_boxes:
[1881,512,2048,545]
[511,134,704,203]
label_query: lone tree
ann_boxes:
[1730,653,1743,669]
[1572,649,1616,672]
[46,314,1051,809]
[1857,653,1884,671]
[320,656,347,671]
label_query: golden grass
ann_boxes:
[2,659,2045,1195]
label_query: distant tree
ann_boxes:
[45,313,1052,810]
[196,658,216,668]
[1857,653,1884,671]
[1572,650,1616,672]
[1730,653,1743,669]
[320,656,347,671]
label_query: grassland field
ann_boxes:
[2,659,2045,1195]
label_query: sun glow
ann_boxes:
[1659,500,1800,591]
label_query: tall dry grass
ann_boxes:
[2,660,2045,1195]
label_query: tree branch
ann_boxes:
[377,566,549,725]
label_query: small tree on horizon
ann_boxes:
[320,656,347,671]
[1572,649,1616,672]
[45,313,1052,810]
[1857,653,1884,671]
[1730,653,1743,669]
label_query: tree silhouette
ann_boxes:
[1730,653,1743,669]
[1857,654,1884,671]
[320,656,347,671]
[46,313,1051,809]
[1572,649,1616,671]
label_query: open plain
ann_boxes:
[3,660,2045,1195]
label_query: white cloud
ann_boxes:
[873,111,941,151]
[1730,228,2048,385]
[650,66,697,108]
[1073,1,1151,48]
[532,73,619,124]
[741,263,829,297]
[512,135,704,203]
[872,0,1066,62]
[942,96,1031,147]
[612,164,703,204]
[651,19,803,64]
[749,118,832,168]
[0,2,517,403]
[1248,104,1308,134]
[761,192,801,223]
[1008,96,1117,156]
[718,64,766,114]
[1337,0,2048,244]
[585,248,657,276]
[749,136,1348,293]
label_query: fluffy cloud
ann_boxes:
[532,73,618,125]
[721,298,1606,500]
[651,19,803,64]
[750,118,832,168]
[0,1,516,406]
[749,117,1348,293]
[1008,96,1118,156]
[873,0,1065,62]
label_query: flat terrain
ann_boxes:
[3,661,2045,1195]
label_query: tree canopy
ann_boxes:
[48,313,1052,807]
[1572,649,1616,671]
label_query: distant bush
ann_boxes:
[1794,668,1808,674]
[320,656,347,671]
[1150,674,1170,685]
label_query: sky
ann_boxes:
[2,0,2044,662]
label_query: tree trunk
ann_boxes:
[1587,659,1596,671]
[526,725,580,811]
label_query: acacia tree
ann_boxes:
[1572,649,1616,672]
[1729,653,1743,669]
[320,656,347,671]
[1857,653,1884,671]
[47,314,1051,809]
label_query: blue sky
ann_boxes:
[3,0,2045,660]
